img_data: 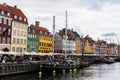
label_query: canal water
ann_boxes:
[0,62,120,80]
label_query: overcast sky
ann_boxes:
[1,0,120,43]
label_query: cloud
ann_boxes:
[1,0,120,42]
[101,32,117,37]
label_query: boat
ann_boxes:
[39,12,80,74]
[104,57,115,64]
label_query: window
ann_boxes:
[45,32,47,35]
[3,28,6,32]
[14,22,17,27]
[7,12,10,16]
[1,11,4,14]
[0,37,1,43]
[21,31,23,36]
[40,31,42,34]
[21,39,23,44]
[7,38,10,44]
[8,29,10,35]
[12,47,15,52]
[24,18,26,21]
[0,27,1,34]
[0,18,2,23]
[19,17,22,20]
[20,48,22,52]
[2,37,6,43]
[16,47,19,52]
[17,30,20,36]
[13,38,16,43]
[17,38,19,43]
[8,20,11,26]
[24,39,26,44]
[13,30,16,35]
[24,32,26,37]
[4,19,7,25]
[14,15,17,19]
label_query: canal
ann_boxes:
[0,62,120,80]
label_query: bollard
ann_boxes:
[53,64,56,76]
[63,69,66,74]
[53,70,56,76]
[73,68,77,73]
[69,63,72,73]
[38,64,42,78]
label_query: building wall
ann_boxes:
[11,21,28,53]
[76,40,81,54]
[39,35,52,53]
[62,39,76,53]
[27,33,39,52]
[0,14,12,51]
[54,33,62,53]
[85,40,91,53]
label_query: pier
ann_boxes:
[0,62,39,76]
[0,54,119,76]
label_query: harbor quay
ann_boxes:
[0,54,119,76]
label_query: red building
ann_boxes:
[0,3,28,52]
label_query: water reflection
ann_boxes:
[1,63,120,80]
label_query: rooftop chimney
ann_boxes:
[35,21,40,26]
[3,3,6,7]
[14,5,17,8]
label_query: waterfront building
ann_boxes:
[107,43,118,56]
[0,3,12,52]
[72,31,81,54]
[31,21,52,53]
[27,24,39,52]
[54,28,80,54]
[97,40,108,56]
[54,33,62,53]
[83,35,92,54]
[0,3,28,53]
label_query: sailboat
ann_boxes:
[41,11,80,74]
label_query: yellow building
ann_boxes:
[10,5,28,53]
[31,21,52,53]
[85,40,91,53]
[83,36,94,54]
[76,40,81,54]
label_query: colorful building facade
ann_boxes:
[0,3,28,53]
[27,26,39,52]
[31,21,52,53]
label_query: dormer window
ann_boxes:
[24,18,26,21]
[7,12,10,16]
[14,15,17,19]
[45,32,47,35]
[40,31,42,34]
[1,11,4,15]
[0,18,2,23]
[19,17,22,20]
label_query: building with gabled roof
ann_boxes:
[31,21,52,53]
[0,3,28,53]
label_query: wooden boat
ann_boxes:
[104,57,115,64]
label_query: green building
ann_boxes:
[27,26,39,52]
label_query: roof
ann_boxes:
[31,25,48,32]
[0,3,28,24]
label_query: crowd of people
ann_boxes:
[0,54,49,63]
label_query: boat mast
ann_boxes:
[52,16,55,59]
[65,11,67,60]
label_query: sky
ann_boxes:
[1,0,120,43]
